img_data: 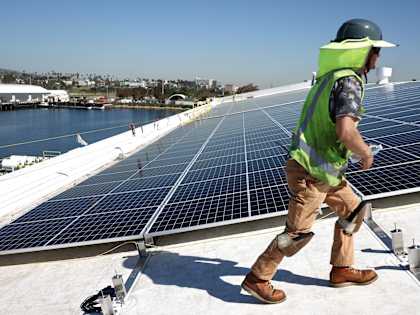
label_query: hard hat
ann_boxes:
[334,18,397,48]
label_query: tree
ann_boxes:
[237,83,259,94]
[2,73,16,83]
[117,87,147,99]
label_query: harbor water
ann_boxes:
[0,108,182,159]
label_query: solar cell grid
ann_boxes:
[362,124,418,139]
[247,138,290,152]
[245,127,280,136]
[204,140,244,151]
[0,217,74,251]
[250,185,289,216]
[185,162,247,183]
[396,143,420,157]
[373,100,418,113]
[358,117,383,125]
[118,152,159,166]
[169,174,247,203]
[346,147,418,172]
[364,84,420,100]
[201,142,244,154]
[358,120,399,132]
[80,171,137,186]
[89,188,171,213]
[148,191,249,233]
[198,146,245,160]
[347,162,420,197]
[247,146,289,160]
[248,155,287,173]
[174,136,217,146]
[366,92,420,105]
[13,196,101,223]
[47,207,158,246]
[205,140,244,150]
[136,163,189,176]
[51,182,119,200]
[164,144,206,156]
[366,130,420,147]
[99,163,147,174]
[248,167,287,190]
[157,150,199,160]
[192,154,245,169]
[144,156,196,168]
[246,133,289,145]
[113,174,180,193]
[380,108,420,120]
[398,113,420,123]
[211,131,244,140]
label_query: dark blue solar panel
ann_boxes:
[250,185,289,216]
[0,218,74,251]
[47,207,158,246]
[14,197,101,223]
[347,162,420,196]
[148,191,249,233]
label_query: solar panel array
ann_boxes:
[1,81,419,254]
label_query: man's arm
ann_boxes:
[336,116,373,170]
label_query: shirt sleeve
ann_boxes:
[331,76,363,121]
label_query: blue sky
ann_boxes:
[1,0,419,88]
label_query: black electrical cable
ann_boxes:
[80,285,116,314]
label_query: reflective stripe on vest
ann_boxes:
[292,133,348,177]
[291,72,347,177]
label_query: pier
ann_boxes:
[0,101,40,111]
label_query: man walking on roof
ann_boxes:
[241,19,397,304]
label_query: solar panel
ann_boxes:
[1,81,419,254]
[347,161,420,198]
[148,191,249,234]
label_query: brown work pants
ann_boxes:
[251,159,360,281]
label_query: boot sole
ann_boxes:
[241,282,287,304]
[330,274,378,288]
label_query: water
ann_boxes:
[0,108,182,158]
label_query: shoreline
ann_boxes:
[111,104,188,111]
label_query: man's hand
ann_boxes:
[360,152,373,170]
[336,116,373,170]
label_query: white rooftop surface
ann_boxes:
[1,197,419,315]
[0,84,49,94]
[0,246,139,314]
[124,200,420,315]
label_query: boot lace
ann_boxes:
[267,281,275,293]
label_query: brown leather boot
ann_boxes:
[330,266,378,287]
[241,272,287,304]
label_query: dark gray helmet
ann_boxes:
[334,19,396,47]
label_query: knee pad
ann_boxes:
[275,231,314,257]
[337,201,371,235]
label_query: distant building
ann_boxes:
[47,90,70,103]
[166,94,194,106]
[122,81,143,88]
[0,84,49,103]
[139,80,148,88]
[62,80,73,87]
[195,78,217,89]
[77,80,95,87]
[223,84,238,94]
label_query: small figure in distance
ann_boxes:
[129,122,136,136]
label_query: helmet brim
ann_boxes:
[372,40,398,48]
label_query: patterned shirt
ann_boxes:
[329,76,363,122]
